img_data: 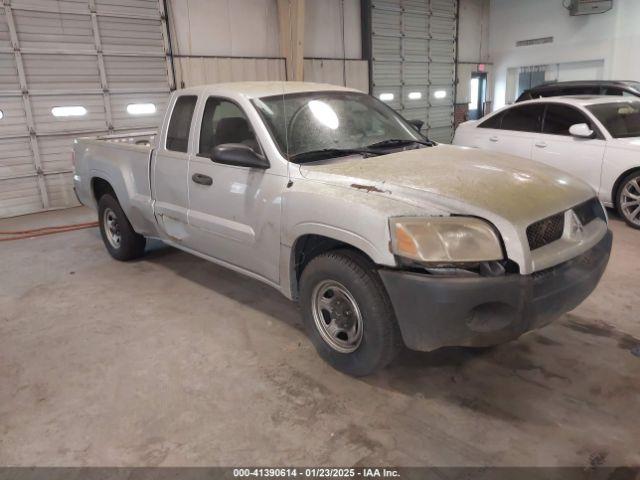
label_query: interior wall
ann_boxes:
[489,0,640,110]
[167,0,361,59]
[456,0,492,124]
[458,0,490,64]
[305,0,362,59]
[456,0,492,103]
[166,0,366,89]
[167,0,281,57]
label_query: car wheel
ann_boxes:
[299,249,402,376]
[617,171,640,229]
[98,194,146,260]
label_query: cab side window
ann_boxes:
[543,104,591,136]
[166,95,197,153]
[199,98,259,157]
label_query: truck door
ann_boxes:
[151,95,197,241]
[185,96,285,284]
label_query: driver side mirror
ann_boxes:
[569,123,595,139]
[408,119,424,132]
[212,143,269,169]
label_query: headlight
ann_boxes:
[389,216,503,264]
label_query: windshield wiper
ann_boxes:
[366,138,436,149]
[290,148,381,163]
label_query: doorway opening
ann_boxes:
[468,72,487,120]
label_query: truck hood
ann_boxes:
[298,144,595,225]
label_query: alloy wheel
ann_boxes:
[621,175,640,227]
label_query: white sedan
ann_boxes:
[453,96,640,229]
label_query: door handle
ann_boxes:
[192,173,213,186]
[489,136,499,142]
[534,141,547,148]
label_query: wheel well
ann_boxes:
[91,177,115,203]
[612,167,640,207]
[290,234,375,299]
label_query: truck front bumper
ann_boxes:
[379,230,612,351]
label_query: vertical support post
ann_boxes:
[3,0,49,209]
[277,0,305,81]
[88,0,114,132]
[158,0,176,90]
[360,0,372,94]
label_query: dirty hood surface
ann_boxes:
[299,144,595,224]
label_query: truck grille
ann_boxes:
[573,198,605,226]
[526,198,604,251]
[527,213,565,251]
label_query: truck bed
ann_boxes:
[73,130,160,237]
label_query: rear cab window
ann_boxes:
[166,95,198,153]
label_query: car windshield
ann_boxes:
[628,82,640,93]
[587,101,640,138]
[252,91,429,162]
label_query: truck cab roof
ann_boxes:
[176,81,360,100]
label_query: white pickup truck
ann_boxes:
[73,82,612,376]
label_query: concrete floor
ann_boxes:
[1,206,639,467]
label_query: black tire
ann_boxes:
[299,249,402,376]
[97,193,146,261]
[616,171,640,229]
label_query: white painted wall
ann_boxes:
[490,0,640,109]
[167,0,361,59]
[456,0,492,104]
[458,0,490,63]
[167,0,281,57]
[305,0,361,59]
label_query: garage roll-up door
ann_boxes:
[368,0,457,143]
[0,0,173,218]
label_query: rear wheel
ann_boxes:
[617,171,640,229]
[299,250,402,376]
[98,194,146,260]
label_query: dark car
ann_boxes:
[516,80,640,102]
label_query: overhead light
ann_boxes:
[52,106,87,117]
[308,100,339,129]
[0,110,3,120]
[408,92,422,100]
[433,90,447,99]
[379,93,394,101]
[127,103,157,115]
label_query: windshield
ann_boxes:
[252,91,427,161]
[587,101,640,138]
[628,82,640,93]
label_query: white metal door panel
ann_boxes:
[370,0,457,144]
[0,0,172,218]
[0,176,41,217]
[0,137,33,179]
[0,95,27,136]
[22,53,101,91]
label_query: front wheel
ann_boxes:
[299,250,402,376]
[617,171,640,229]
[98,194,146,261]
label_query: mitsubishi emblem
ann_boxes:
[569,210,584,239]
